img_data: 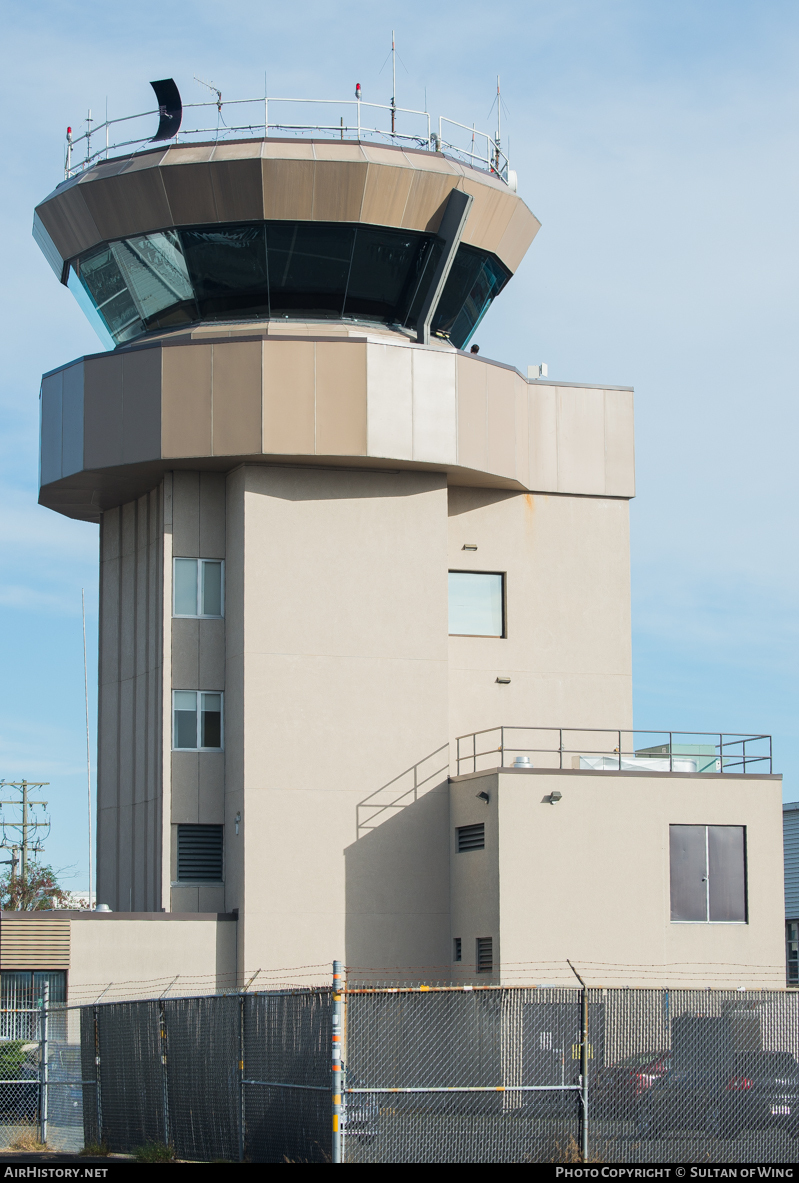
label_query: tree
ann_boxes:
[0,861,70,911]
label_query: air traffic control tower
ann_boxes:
[32,85,647,984]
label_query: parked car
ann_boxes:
[636,1051,799,1140]
[592,1051,670,1119]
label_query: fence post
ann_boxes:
[159,1000,170,1149]
[567,961,588,1162]
[332,961,343,1163]
[93,1005,102,1144]
[39,983,49,1144]
[238,993,245,1163]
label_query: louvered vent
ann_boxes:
[457,823,485,852]
[177,825,224,882]
[476,936,493,974]
[0,919,70,969]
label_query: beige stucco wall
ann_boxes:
[451,769,785,988]
[66,913,237,1002]
[447,489,633,746]
[226,464,451,978]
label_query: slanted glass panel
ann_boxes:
[669,824,708,921]
[112,231,194,329]
[344,226,434,323]
[402,238,443,329]
[200,692,222,749]
[201,560,223,617]
[77,243,143,342]
[267,222,355,317]
[182,224,270,320]
[174,558,198,616]
[432,244,510,349]
[448,572,504,637]
[708,825,747,922]
[174,690,198,749]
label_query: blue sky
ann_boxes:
[1,1,797,892]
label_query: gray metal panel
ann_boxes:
[669,824,707,921]
[32,212,64,279]
[122,347,162,464]
[784,808,799,918]
[39,371,63,486]
[708,825,746,922]
[61,361,84,477]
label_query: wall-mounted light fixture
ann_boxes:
[496,676,511,684]
[548,790,562,805]
[235,811,241,835]
[476,791,490,804]
[462,544,478,551]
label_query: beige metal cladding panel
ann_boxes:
[412,350,457,464]
[496,201,542,275]
[122,349,161,465]
[528,384,558,492]
[361,163,415,228]
[603,390,636,497]
[83,353,124,470]
[78,168,172,243]
[455,356,488,472]
[263,340,315,454]
[262,159,315,220]
[459,180,518,257]
[315,342,367,455]
[556,387,606,495]
[365,342,413,460]
[36,184,101,263]
[0,919,70,969]
[403,172,459,232]
[486,365,518,480]
[162,345,213,458]
[312,161,368,222]
[159,160,218,225]
[212,341,263,456]
[208,158,264,223]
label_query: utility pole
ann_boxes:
[0,781,50,881]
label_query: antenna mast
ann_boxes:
[391,30,397,134]
[495,76,501,172]
[82,589,93,910]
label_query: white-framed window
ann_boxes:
[173,558,224,618]
[173,691,223,751]
[448,571,505,637]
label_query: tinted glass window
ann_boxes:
[73,221,510,348]
[268,222,354,317]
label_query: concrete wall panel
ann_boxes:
[412,350,457,464]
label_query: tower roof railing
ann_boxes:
[63,94,512,185]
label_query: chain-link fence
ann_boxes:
[0,983,798,1162]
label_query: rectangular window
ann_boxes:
[787,922,799,986]
[1,972,67,1041]
[173,691,223,751]
[458,823,485,852]
[669,825,747,923]
[177,824,223,882]
[448,571,504,637]
[453,937,462,963]
[476,937,493,973]
[173,558,224,618]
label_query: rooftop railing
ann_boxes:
[63,93,512,185]
[455,727,773,776]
